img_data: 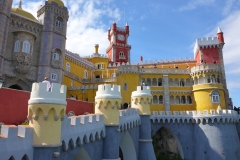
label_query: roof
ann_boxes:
[11,7,38,22]
[47,0,65,7]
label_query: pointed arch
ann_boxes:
[119,131,137,160]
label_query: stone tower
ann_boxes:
[0,0,13,76]
[193,28,230,108]
[37,0,69,83]
[28,82,66,159]
[106,22,131,63]
[131,86,156,160]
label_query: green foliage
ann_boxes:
[152,135,183,160]
[21,120,29,125]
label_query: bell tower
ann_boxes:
[106,22,131,63]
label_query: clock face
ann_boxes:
[117,34,125,41]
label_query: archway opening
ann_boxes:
[74,147,91,160]
[119,131,137,160]
[152,127,183,160]
[9,84,23,90]
[123,103,128,109]
[119,147,124,160]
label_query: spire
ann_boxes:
[125,22,128,26]
[18,0,22,9]
[217,27,222,33]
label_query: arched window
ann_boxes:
[147,78,151,86]
[174,78,179,86]
[187,96,192,104]
[124,83,127,90]
[22,40,31,54]
[168,78,173,86]
[119,51,124,57]
[84,70,88,79]
[180,78,185,86]
[159,95,163,104]
[211,91,220,103]
[180,96,186,104]
[53,50,60,60]
[158,78,162,86]
[207,75,211,83]
[153,95,158,104]
[51,72,57,81]
[170,95,174,104]
[56,17,63,28]
[66,63,70,72]
[194,77,198,85]
[152,78,157,86]
[175,96,180,104]
[14,40,20,52]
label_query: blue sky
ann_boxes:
[15,0,240,107]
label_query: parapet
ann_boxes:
[194,36,219,56]
[28,82,67,105]
[0,125,33,159]
[95,84,121,99]
[118,108,141,132]
[61,114,105,150]
[131,86,152,97]
[151,109,239,124]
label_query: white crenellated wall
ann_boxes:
[61,114,105,151]
[95,84,121,99]
[0,125,33,160]
[194,36,219,57]
[28,82,67,105]
[151,109,239,124]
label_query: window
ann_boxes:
[180,96,186,104]
[180,79,185,86]
[84,70,88,79]
[51,72,57,81]
[14,40,20,52]
[159,95,163,104]
[22,40,31,54]
[112,73,116,77]
[187,96,192,104]
[53,50,60,60]
[212,91,220,103]
[66,63,70,72]
[97,64,104,69]
[119,51,125,59]
[55,17,63,28]
[153,95,158,104]
[124,83,127,90]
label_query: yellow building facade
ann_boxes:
[63,23,230,114]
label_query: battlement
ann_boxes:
[190,64,221,74]
[0,125,33,159]
[131,86,152,97]
[118,108,141,132]
[28,82,67,105]
[151,110,239,124]
[61,114,105,150]
[95,84,121,99]
[194,36,219,56]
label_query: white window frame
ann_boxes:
[14,40,20,52]
[84,70,88,79]
[97,64,104,69]
[22,40,31,54]
[51,72,57,81]
[66,63,70,72]
[53,51,60,60]
[211,91,220,103]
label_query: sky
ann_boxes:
[14,0,240,107]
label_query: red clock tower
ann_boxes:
[106,22,131,63]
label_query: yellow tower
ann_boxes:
[117,65,140,106]
[131,86,153,115]
[27,83,66,147]
[95,84,122,125]
[191,64,226,112]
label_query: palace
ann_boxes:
[0,0,232,113]
[1,1,240,160]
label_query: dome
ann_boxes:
[47,0,65,7]
[11,7,38,22]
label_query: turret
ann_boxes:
[37,0,69,83]
[125,23,129,35]
[190,64,226,112]
[131,86,152,115]
[95,84,122,125]
[94,44,99,54]
[27,82,67,147]
[0,0,13,76]
[217,27,224,44]
[112,21,117,32]
[108,27,111,40]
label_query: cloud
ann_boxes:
[13,0,121,57]
[179,0,215,11]
[222,0,236,15]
